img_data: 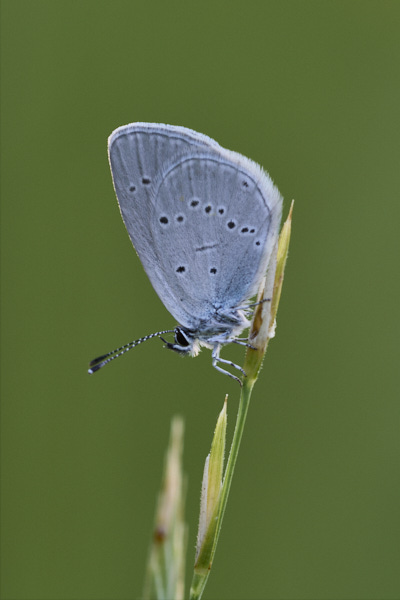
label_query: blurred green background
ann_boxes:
[1,2,399,599]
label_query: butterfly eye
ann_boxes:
[175,328,190,347]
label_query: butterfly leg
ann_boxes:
[211,345,246,385]
[235,298,271,310]
[231,339,256,350]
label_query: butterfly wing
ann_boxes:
[109,123,283,331]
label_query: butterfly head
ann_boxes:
[161,327,201,357]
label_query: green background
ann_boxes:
[1,2,399,599]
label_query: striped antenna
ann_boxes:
[88,330,175,374]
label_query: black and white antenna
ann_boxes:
[88,330,175,374]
